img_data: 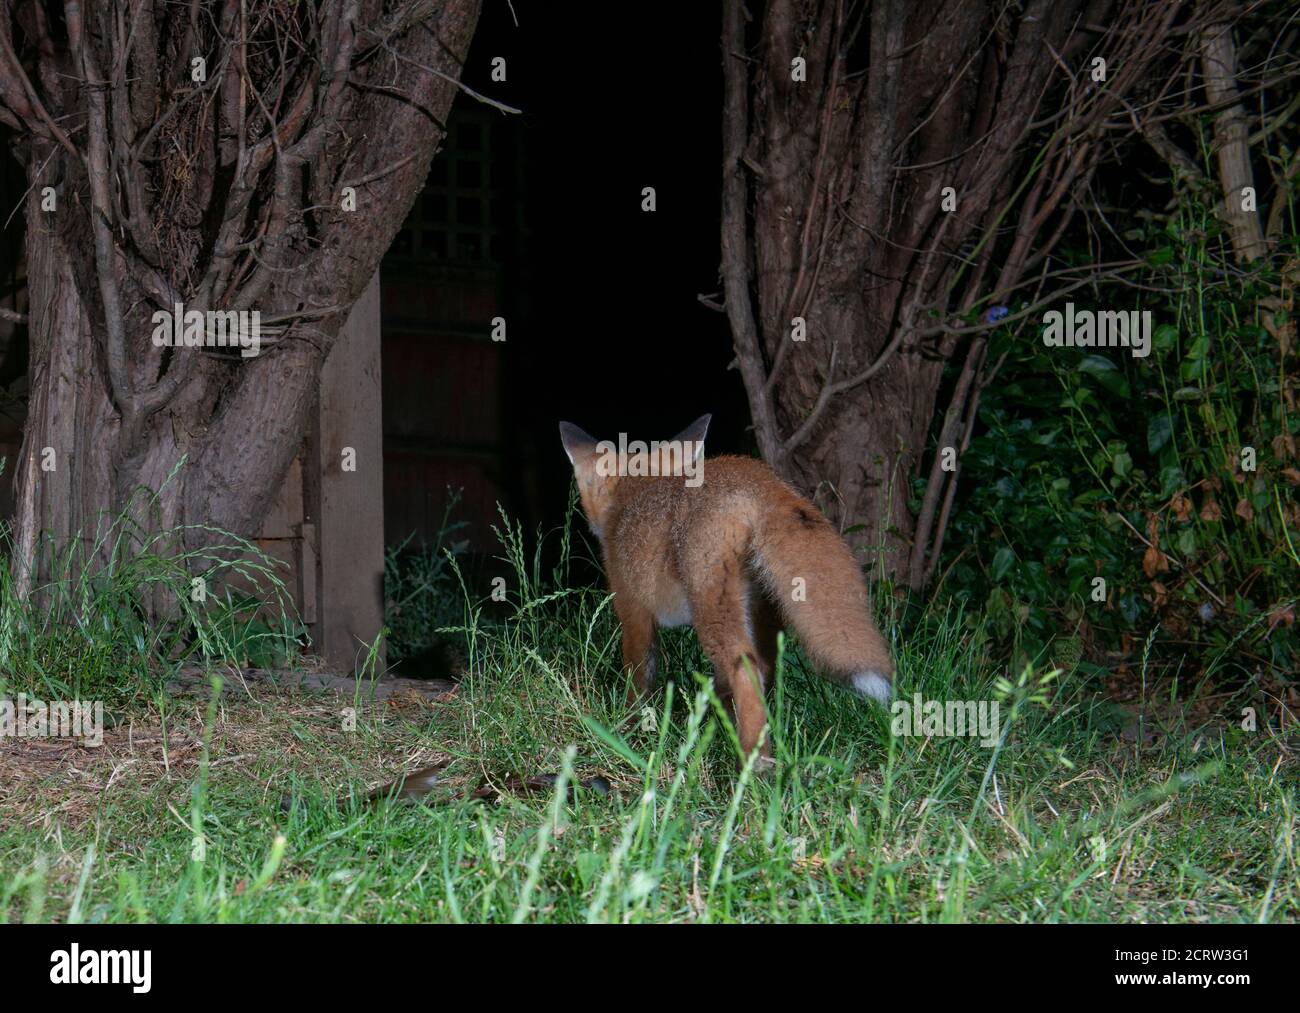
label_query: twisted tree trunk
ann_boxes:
[720,0,1210,586]
[1,0,482,595]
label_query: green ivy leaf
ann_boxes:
[1147,414,1173,454]
[1079,355,1130,397]
[991,546,1016,581]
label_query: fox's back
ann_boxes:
[602,456,800,603]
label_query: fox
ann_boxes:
[559,414,894,765]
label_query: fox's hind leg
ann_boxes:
[690,574,771,766]
[714,590,780,708]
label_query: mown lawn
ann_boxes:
[2,580,1295,924]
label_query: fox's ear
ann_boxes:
[559,421,598,466]
[671,414,711,459]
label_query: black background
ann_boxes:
[465,2,751,538]
[8,923,1273,993]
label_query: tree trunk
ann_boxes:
[13,181,118,591]
[2,1,482,599]
[720,0,1196,587]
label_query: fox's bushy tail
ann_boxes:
[751,487,894,702]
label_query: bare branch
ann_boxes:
[1202,20,1268,263]
[720,0,781,466]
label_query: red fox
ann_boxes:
[559,414,894,764]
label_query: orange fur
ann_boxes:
[559,417,895,762]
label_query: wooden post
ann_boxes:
[311,272,385,673]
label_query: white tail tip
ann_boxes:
[850,671,892,704]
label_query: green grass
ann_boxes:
[2,521,1295,923]
[0,467,304,708]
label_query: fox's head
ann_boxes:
[558,415,711,537]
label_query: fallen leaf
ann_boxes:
[1143,545,1170,578]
